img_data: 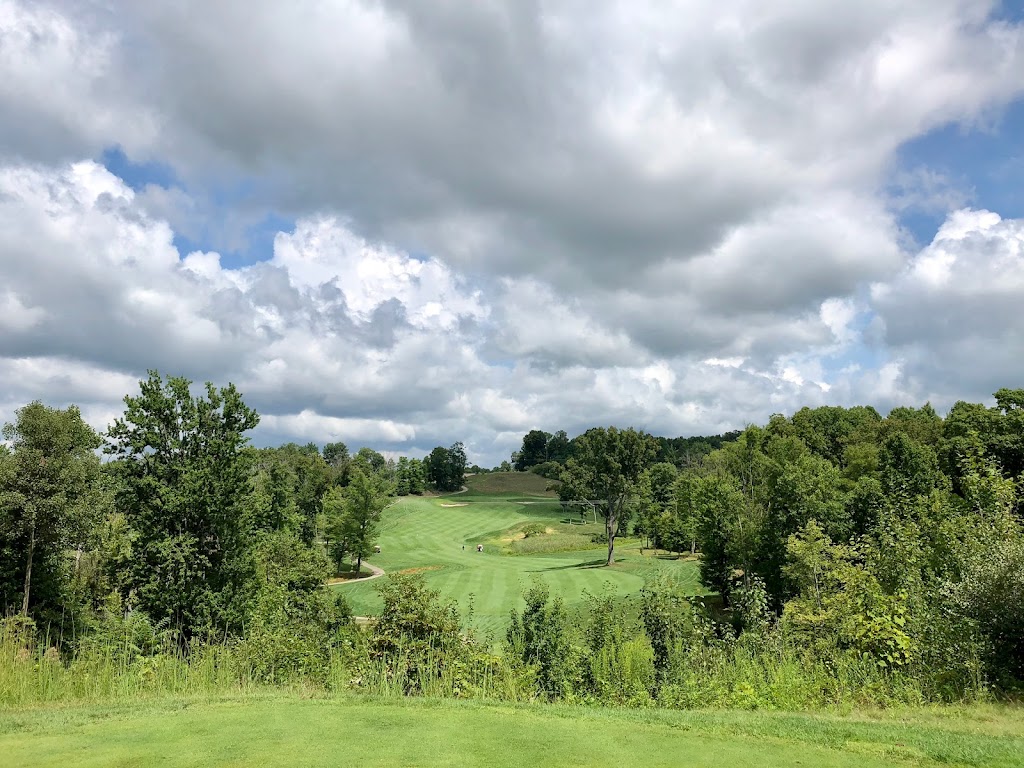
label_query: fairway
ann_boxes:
[3,695,1022,768]
[334,478,703,636]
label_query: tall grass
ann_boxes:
[0,620,527,708]
[0,615,990,712]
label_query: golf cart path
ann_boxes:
[329,561,385,586]
[354,561,386,581]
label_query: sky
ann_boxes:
[1,0,1024,467]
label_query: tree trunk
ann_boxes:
[605,505,616,566]
[356,552,363,575]
[22,520,35,616]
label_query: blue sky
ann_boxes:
[895,97,1024,245]
[100,146,293,268]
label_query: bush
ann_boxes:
[949,535,1024,683]
[238,585,351,684]
[521,523,547,538]
[507,582,582,700]
[367,574,478,694]
[584,587,654,704]
[530,461,563,480]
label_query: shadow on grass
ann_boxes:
[525,558,624,572]
[326,564,375,583]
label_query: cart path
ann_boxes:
[329,560,385,586]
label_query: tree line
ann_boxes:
[0,372,465,644]
[524,397,1024,689]
[2,374,1022,701]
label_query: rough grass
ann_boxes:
[2,694,1022,767]
[463,471,558,496]
[334,494,703,637]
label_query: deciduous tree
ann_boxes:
[105,372,259,639]
[0,402,101,618]
[560,427,658,566]
[339,467,394,574]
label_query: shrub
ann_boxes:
[521,523,547,538]
[507,582,582,700]
[367,574,475,694]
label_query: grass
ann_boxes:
[335,478,703,637]
[2,694,1022,767]
[463,471,557,496]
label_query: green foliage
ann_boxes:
[507,582,580,699]
[368,574,473,693]
[239,583,350,684]
[336,467,393,572]
[732,577,772,636]
[692,471,746,598]
[395,456,426,495]
[528,460,563,479]
[639,576,695,683]
[879,431,944,500]
[514,429,552,471]
[104,371,259,640]
[521,522,547,538]
[425,442,466,492]
[248,444,331,544]
[7,379,1024,714]
[0,401,102,623]
[950,534,1024,681]
[782,522,914,670]
[581,586,655,703]
[559,426,659,565]
[790,405,882,467]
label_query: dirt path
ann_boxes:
[328,561,385,586]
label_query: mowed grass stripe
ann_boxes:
[335,490,702,631]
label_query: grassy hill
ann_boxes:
[3,694,1022,767]
[335,485,702,637]
[463,470,558,496]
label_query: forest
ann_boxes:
[1,371,1022,712]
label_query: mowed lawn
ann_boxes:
[335,475,703,636]
[3,695,1022,768]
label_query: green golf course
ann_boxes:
[334,473,704,636]
[3,695,1022,768]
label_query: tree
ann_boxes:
[507,581,577,699]
[634,462,678,551]
[320,486,349,573]
[352,447,387,474]
[323,441,351,486]
[105,372,259,639]
[879,431,943,500]
[339,467,394,574]
[692,471,747,599]
[323,441,350,468]
[248,444,331,544]
[0,402,101,618]
[395,456,426,496]
[514,430,551,471]
[671,471,702,555]
[547,430,572,464]
[790,405,882,467]
[425,442,466,492]
[560,427,658,566]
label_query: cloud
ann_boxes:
[0,0,154,161]
[1,2,1023,463]
[871,208,1024,402]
